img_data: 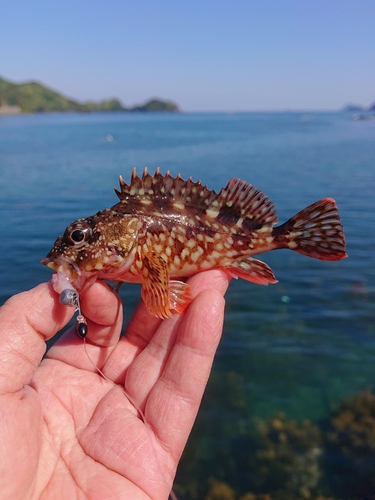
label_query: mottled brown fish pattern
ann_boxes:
[42,168,347,318]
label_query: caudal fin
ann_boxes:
[275,198,347,261]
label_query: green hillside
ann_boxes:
[132,98,179,112]
[0,76,179,113]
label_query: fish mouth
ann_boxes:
[42,255,82,273]
[41,257,58,271]
[42,255,93,296]
[41,255,85,288]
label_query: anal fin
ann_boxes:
[227,257,277,285]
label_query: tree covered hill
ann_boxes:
[0,76,180,113]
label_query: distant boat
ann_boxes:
[100,134,114,142]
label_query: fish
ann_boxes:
[42,168,347,318]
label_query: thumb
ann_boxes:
[0,283,74,394]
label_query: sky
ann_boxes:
[1,0,375,112]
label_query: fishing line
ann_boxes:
[81,328,179,500]
[59,287,179,498]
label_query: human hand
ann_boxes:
[0,270,230,500]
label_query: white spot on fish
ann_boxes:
[181,248,190,260]
[173,201,185,210]
[190,246,204,263]
[206,208,219,219]
[210,250,222,260]
[168,236,174,247]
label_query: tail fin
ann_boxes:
[275,198,347,261]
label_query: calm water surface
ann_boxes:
[1,112,374,494]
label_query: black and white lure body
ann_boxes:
[59,288,88,338]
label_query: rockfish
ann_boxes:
[42,168,347,318]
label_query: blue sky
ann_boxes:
[1,0,374,111]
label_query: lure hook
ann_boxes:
[59,288,88,338]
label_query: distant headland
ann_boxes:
[0,76,180,115]
[343,101,375,121]
[343,102,375,113]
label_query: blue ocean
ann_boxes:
[1,112,374,498]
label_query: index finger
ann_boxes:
[145,287,225,461]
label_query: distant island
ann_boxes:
[343,102,375,113]
[0,76,180,115]
[343,101,375,121]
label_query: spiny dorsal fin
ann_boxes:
[115,167,217,205]
[114,168,277,226]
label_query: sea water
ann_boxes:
[1,111,374,493]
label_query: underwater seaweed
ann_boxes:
[324,390,375,500]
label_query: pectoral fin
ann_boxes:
[141,253,171,318]
[228,257,277,285]
[141,254,193,318]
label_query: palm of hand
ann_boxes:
[0,271,229,500]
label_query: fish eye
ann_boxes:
[71,229,86,242]
[65,223,92,247]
